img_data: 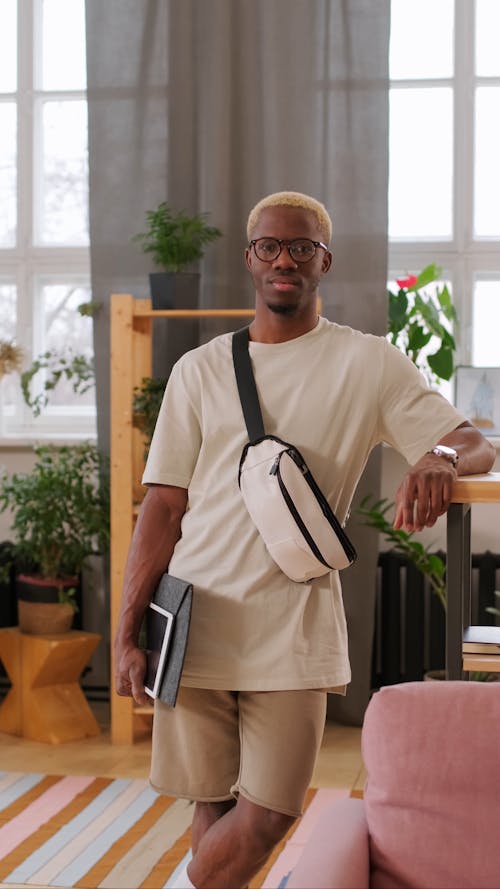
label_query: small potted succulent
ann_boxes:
[0,443,110,634]
[133,202,222,309]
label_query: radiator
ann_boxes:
[372,551,500,688]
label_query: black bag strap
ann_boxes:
[232,327,265,442]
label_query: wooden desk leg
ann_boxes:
[446,502,471,680]
[0,629,22,735]
[21,634,101,744]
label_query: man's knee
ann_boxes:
[191,799,236,852]
[237,797,296,851]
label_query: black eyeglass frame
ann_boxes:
[248,237,329,263]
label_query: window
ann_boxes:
[389,0,500,383]
[0,0,94,439]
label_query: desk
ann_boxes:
[0,628,101,743]
[446,473,500,679]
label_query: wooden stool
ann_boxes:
[0,627,101,744]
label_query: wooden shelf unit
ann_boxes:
[110,294,255,743]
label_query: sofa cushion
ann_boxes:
[362,681,500,889]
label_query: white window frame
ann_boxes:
[388,0,500,371]
[0,0,94,443]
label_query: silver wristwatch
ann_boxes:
[428,444,459,467]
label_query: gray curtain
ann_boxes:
[86,0,390,722]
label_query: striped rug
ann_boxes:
[0,772,349,888]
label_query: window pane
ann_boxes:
[474,87,500,238]
[41,0,87,90]
[476,0,500,76]
[472,280,500,366]
[390,0,453,80]
[389,88,453,239]
[39,100,89,245]
[0,283,17,340]
[0,103,17,247]
[40,281,95,408]
[0,0,17,92]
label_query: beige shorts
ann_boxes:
[149,687,327,817]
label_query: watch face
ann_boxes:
[433,445,458,464]
[435,446,456,457]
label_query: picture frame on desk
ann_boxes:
[454,366,500,437]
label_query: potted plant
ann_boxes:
[133,202,222,309]
[0,442,110,634]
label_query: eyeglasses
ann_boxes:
[248,237,328,264]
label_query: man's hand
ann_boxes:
[393,421,496,532]
[115,643,150,707]
[393,453,457,533]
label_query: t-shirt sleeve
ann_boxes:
[142,356,202,488]
[378,340,468,466]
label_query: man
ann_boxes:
[115,191,495,889]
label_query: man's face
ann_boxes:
[245,205,332,316]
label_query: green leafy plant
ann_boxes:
[133,202,222,273]
[358,496,447,610]
[21,349,95,417]
[58,585,79,613]
[388,263,457,384]
[0,442,110,580]
[132,377,167,458]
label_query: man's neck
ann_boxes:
[249,307,320,344]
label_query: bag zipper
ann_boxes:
[270,448,356,565]
[270,450,332,568]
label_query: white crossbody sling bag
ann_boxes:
[232,327,357,583]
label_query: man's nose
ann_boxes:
[272,244,298,269]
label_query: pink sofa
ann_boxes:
[287,681,500,889]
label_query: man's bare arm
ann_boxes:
[114,484,188,705]
[394,421,496,533]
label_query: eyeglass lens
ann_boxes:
[253,238,318,263]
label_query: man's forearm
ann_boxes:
[115,485,188,647]
[437,422,496,476]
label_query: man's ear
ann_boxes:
[244,248,252,271]
[321,250,333,274]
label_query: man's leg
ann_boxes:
[187,689,327,888]
[187,795,295,889]
[190,799,236,854]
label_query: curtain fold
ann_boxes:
[86,0,390,722]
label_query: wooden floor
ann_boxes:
[0,700,365,792]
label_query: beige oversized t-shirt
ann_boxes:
[143,317,466,691]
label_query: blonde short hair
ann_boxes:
[246,191,332,244]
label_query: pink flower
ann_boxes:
[396,274,418,289]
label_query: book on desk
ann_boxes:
[463,625,500,654]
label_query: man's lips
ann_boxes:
[269,276,300,291]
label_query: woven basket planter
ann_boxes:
[16,575,77,635]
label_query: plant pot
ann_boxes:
[16,574,77,635]
[424,669,446,681]
[149,272,200,310]
[149,272,201,378]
